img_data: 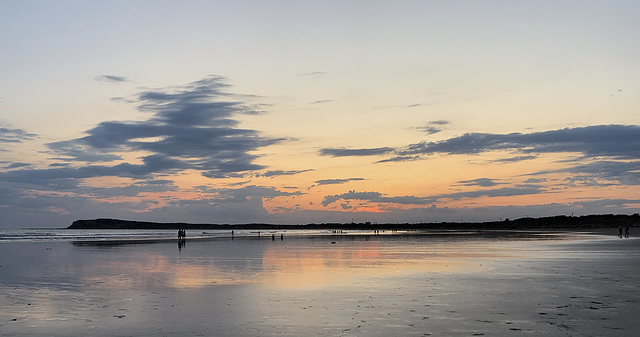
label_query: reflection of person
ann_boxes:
[625,226,630,238]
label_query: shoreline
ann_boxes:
[68,213,640,230]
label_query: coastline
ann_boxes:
[68,213,640,230]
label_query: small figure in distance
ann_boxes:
[625,226,630,238]
[619,226,623,238]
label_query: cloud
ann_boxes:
[491,155,538,163]
[320,147,395,157]
[376,155,421,163]
[204,185,303,203]
[456,178,503,187]
[299,71,327,77]
[0,124,37,144]
[416,126,442,135]
[314,178,364,186]
[309,177,365,189]
[532,160,640,186]
[258,169,313,177]
[572,198,640,208]
[42,76,280,178]
[6,162,32,169]
[434,186,545,201]
[321,185,546,207]
[322,190,434,207]
[397,125,640,160]
[94,75,129,83]
[415,120,450,135]
[310,99,332,104]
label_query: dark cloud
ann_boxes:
[322,190,434,207]
[321,185,546,207]
[0,124,37,144]
[9,76,283,183]
[533,160,640,186]
[456,178,503,187]
[79,180,179,198]
[314,178,364,186]
[376,155,420,163]
[94,75,129,83]
[572,198,640,208]
[491,155,538,163]
[415,120,449,135]
[258,169,313,177]
[397,125,640,160]
[320,147,395,157]
[416,126,442,135]
[209,185,303,203]
[6,162,32,169]
[436,186,545,201]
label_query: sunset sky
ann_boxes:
[1,0,639,227]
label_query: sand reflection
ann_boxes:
[260,240,505,289]
[68,237,522,291]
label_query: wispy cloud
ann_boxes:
[456,178,503,187]
[0,124,37,144]
[320,147,395,157]
[314,177,364,186]
[94,75,130,83]
[258,169,313,177]
[415,120,450,135]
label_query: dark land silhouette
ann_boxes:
[68,214,639,231]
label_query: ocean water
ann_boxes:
[0,228,372,243]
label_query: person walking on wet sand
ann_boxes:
[619,226,623,238]
[625,226,630,238]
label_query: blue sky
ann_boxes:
[1,0,639,227]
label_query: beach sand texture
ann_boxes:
[1,231,639,336]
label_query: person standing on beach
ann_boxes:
[619,226,623,238]
[625,226,630,238]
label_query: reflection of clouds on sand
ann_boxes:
[80,251,259,289]
[260,241,506,289]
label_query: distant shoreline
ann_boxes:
[68,214,639,230]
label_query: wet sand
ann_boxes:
[1,231,639,336]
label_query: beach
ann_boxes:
[1,230,639,336]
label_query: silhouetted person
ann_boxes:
[272,234,275,240]
[281,234,284,240]
[625,226,630,238]
[619,226,623,238]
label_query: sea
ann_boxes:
[0,227,358,243]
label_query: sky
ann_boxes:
[1,0,639,228]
